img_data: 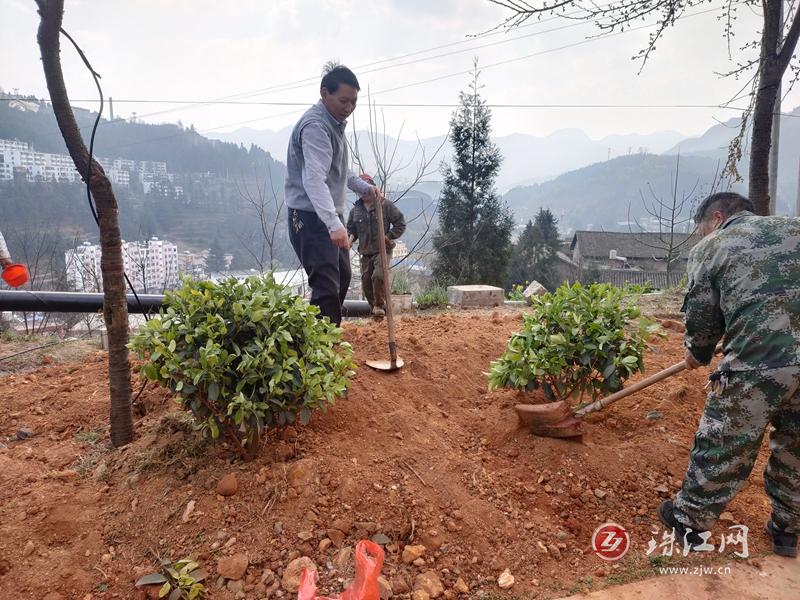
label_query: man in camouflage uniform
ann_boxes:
[658,192,799,558]
[346,174,406,318]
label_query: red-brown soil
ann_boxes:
[0,310,782,600]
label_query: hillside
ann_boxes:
[0,92,281,176]
[1,92,296,269]
[502,153,737,234]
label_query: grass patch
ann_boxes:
[75,430,103,444]
[415,285,449,310]
[649,554,671,568]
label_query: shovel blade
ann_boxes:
[515,401,584,438]
[366,357,405,371]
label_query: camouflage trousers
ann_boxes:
[674,366,800,534]
[359,251,391,309]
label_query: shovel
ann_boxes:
[515,345,722,438]
[365,199,404,371]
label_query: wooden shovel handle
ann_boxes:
[574,344,723,418]
[374,200,398,368]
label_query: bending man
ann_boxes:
[659,192,800,558]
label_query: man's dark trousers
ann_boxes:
[289,208,351,326]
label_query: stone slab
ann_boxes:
[447,285,504,308]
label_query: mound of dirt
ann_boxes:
[0,311,778,599]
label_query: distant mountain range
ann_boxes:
[502,153,744,235]
[209,124,686,190]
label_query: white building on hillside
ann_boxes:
[123,237,179,292]
[65,241,102,292]
[66,237,179,293]
[0,138,167,186]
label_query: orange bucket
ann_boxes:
[2,263,29,288]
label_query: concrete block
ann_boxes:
[523,280,548,303]
[391,294,413,313]
[447,285,504,308]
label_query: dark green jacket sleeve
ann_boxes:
[386,203,406,240]
[346,209,357,240]
[682,245,724,364]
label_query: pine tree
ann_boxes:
[432,60,513,287]
[507,208,561,289]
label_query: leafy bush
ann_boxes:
[391,270,412,295]
[488,283,660,403]
[507,283,527,301]
[129,275,355,459]
[414,285,449,310]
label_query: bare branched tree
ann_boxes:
[348,95,449,284]
[627,154,721,273]
[234,169,310,296]
[235,168,286,272]
[490,0,800,216]
[6,221,61,334]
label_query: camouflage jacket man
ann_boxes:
[346,198,406,256]
[682,210,800,371]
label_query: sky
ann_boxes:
[3,0,799,142]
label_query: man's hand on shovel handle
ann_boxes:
[684,349,702,370]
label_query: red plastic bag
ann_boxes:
[298,540,385,600]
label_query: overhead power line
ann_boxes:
[7,97,768,111]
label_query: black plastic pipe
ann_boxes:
[0,290,372,317]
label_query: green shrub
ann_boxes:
[129,275,355,459]
[415,285,449,310]
[488,283,660,403]
[507,283,527,301]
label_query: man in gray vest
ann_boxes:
[285,64,381,325]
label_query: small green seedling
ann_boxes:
[135,558,208,599]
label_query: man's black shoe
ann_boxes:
[658,500,705,549]
[765,521,798,558]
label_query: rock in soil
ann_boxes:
[181,499,196,523]
[402,544,426,564]
[282,556,317,592]
[378,575,393,600]
[216,473,239,497]
[414,571,444,599]
[22,540,35,557]
[217,553,249,580]
[453,577,469,594]
[391,573,412,594]
[497,569,515,589]
[287,459,316,488]
[327,528,346,548]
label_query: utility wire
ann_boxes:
[7,98,771,110]
[79,7,593,123]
